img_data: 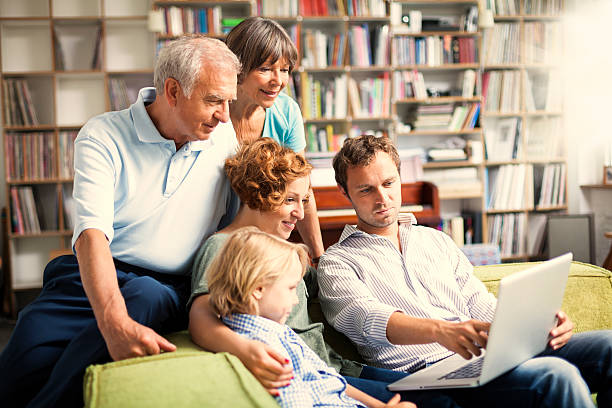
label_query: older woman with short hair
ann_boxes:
[225,16,325,263]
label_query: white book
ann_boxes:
[461,69,476,98]
[557,163,567,205]
[333,75,346,119]
[347,77,361,118]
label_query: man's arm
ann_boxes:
[318,254,488,359]
[386,312,489,359]
[188,294,293,393]
[75,228,175,361]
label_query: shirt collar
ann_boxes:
[131,87,167,145]
[223,313,286,335]
[337,214,417,244]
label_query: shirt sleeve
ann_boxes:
[445,234,497,322]
[317,253,400,348]
[70,126,117,250]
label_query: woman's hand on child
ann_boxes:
[383,394,417,408]
[242,339,293,395]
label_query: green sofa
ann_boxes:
[83,261,612,408]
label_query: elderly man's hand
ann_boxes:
[101,316,176,361]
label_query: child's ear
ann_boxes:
[252,286,264,300]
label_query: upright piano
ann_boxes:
[311,181,440,249]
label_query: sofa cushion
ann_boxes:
[84,261,611,407]
[474,261,612,333]
[84,332,278,408]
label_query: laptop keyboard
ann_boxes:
[438,358,485,380]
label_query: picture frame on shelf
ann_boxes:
[604,166,612,185]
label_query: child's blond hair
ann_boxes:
[207,227,310,317]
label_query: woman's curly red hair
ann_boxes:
[225,138,312,211]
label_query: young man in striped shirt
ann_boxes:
[317,134,612,408]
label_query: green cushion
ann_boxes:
[84,332,279,408]
[474,261,612,332]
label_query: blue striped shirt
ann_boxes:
[223,314,365,408]
[317,222,497,372]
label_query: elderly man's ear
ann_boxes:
[164,77,181,107]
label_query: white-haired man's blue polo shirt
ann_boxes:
[71,87,238,275]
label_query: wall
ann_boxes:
[564,0,612,265]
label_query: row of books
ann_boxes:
[5,131,77,181]
[58,131,78,179]
[486,162,566,210]
[486,164,532,210]
[534,163,566,208]
[10,186,42,234]
[153,6,242,36]
[523,22,562,65]
[483,23,520,65]
[483,117,522,161]
[255,0,386,17]
[108,78,132,111]
[393,70,427,100]
[347,74,391,118]
[487,0,520,16]
[440,211,483,247]
[6,132,55,181]
[391,36,477,67]
[347,0,386,17]
[487,212,527,257]
[2,79,39,127]
[482,70,520,113]
[300,74,348,119]
[393,69,476,100]
[305,124,347,153]
[482,115,563,162]
[448,103,480,131]
[302,30,346,68]
[9,185,74,234]
[406,102,479,132]
[348,24,390,67]
[256,0,298,17]
[524,0,563,15]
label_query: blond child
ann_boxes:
[207,227,416,408]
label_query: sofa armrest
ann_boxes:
[474,261,612,333]
[84,331,279,408]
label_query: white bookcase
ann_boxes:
[0,0,154,316]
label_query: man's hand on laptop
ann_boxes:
[437,320,490,359]
[549,311,574,350]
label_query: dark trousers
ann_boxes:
[0,255,189,408]
[347,330,612,408]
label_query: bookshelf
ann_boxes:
[0,0,567,312]
[481,0,566,260]
[0,0,154,316]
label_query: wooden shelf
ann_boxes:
[423,161,479,169]
[581,184,612,189]
[398,129,482,136]
[396,96,481,104]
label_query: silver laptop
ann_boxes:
[388,252,572,391]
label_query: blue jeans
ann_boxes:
[347,330,612,408]
[0,255,189,408]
